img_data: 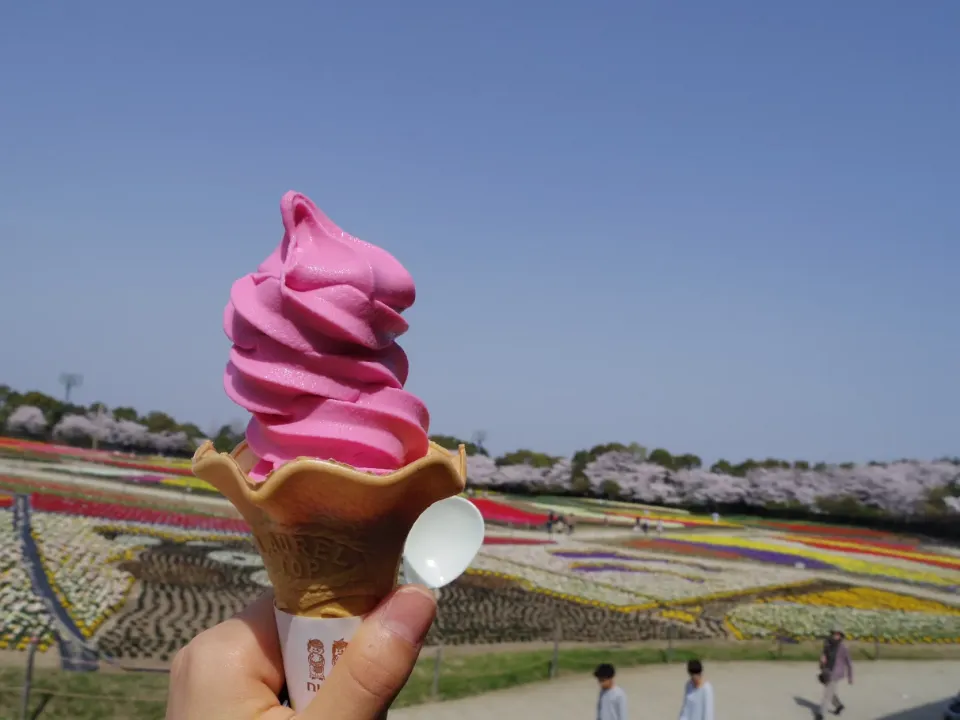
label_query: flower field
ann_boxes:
[0,507,56,650]
[467,497,548,525]
[1,478,959,660]
[0,437,194,476]
[661,533,960,589]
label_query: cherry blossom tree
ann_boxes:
[467,447,960,518]
[5,405,48,436]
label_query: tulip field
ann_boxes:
[1,449,960,664]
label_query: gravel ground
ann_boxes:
[391,660,960,720]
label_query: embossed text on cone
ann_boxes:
[192,440,466,617]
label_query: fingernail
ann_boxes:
[379,585,436,645]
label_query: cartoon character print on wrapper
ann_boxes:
[307,639,325,682]
[332,638,348,667]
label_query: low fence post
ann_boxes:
[430,644,443,700]
[873,619,880,660]
[430,589,443,700]
[20,636,38,720]
[549,620,561,679]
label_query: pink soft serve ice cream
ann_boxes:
[223,191,430,480]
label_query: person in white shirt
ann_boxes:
[678,659,714,720]
[594,663,628,720]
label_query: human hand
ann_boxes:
[165,585,437,720]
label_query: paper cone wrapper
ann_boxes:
[192,440,467,709]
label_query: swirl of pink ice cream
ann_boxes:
[223,191,430,480]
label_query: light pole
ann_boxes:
[59,373,83,404]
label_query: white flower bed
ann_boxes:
[729,602,960,641]
[476,544,810,603]
[470,552,643,606]
[27,513,255,636]
[29,512,138,635]
[0,510,54,646]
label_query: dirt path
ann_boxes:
[391,660,959,720]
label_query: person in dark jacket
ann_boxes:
[816,627,853,719]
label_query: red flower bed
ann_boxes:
[0,437,193,476]
[31,493,250,533]
[624,538,742,561]
[98,458,193,476]
[1,436,107,460]
[0,475,224,514]
[0,494,12,509]
[469,498,548,525]
[483,536,555,546]
[784,534,918,553]
[789,536,960,571]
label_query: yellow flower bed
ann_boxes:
[660,608,700,623]
[606,510,740,528]
[767,586,960,615]
[785,536,960,570]
[669,533,957,587]
[161,476,219,492]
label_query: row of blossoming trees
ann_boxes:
[2,385,958,532]
[463,450,960,515]
[435,441,960,537]
[6,405,196,455]
[0,384,226,457]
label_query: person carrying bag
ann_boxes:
[816,627,853,719]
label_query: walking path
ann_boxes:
[392,660,959,720]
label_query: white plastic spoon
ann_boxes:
[402,496,485,588]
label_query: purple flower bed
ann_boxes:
[571,562,644,572]
[128,474,167,484]
[658,539,837,571]
[552,551,629,561]
[570,562,705,582]
[553,549,722,573]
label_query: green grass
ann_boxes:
[0,669,169,720]
[2,642,958,718]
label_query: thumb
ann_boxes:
[298,585,436,720]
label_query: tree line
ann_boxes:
[1,382,951,474]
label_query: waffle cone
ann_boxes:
[192,440,467,618]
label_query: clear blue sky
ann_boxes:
[1,1,957,464]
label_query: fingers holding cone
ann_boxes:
[298,585,437,720]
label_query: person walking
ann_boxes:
[816,627,853,719]
[594,663,628,720]
[678,659,714,720]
